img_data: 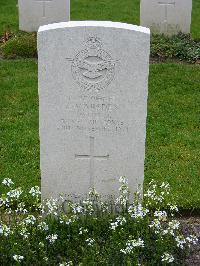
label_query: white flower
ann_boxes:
[88,188,99,198]
[29,186,41,197]
[110,221,119,230]
[2,178,14,187]
[168,204,179,213]
[154,211,167,221]
[115,194,128,206]
[82,199,94,214]
[186,235,198,247]
[120,238,144,254]
[0,196,10,208]
[46,234,58,244]
[79,227,88,235]
[23,215,36,225]
[128,204,149,219]
[144,180,170,204]
[100,201,109,213]
[161,252,174,263]
[65,219,72,225]
[149,219,161,234]
[15,202,27,214]
[13,255,24,262]
[110,216,126,230]
[167,220,180,235]
[5,208,12,214]
[18,223,30,239]
[119,176,128,184]
[59,214,76,225]
[160,182,170,190]
[0,224,11,236]
[38,221,49,231]
[86,238,95,246]
[59,262,73,266]
[161,220,180,237]
[117,216,126,225]
[175,235,186,249]
[71,204,83,214]
[115,176,130,206]
[7,188,22,199]
[44,198,58,216]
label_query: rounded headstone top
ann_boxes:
[38,21,150,34]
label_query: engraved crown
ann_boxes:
[86,37,102,50]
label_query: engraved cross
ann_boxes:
[158,1,175,31]
[35,0,53,18]
[75,137,109,187]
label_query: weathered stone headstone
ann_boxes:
[38,21,150,200]
[18,0,70,32]
[140,0,192,35]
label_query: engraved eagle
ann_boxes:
[77,59,115,79]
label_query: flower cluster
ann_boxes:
[15,202,27,214]
[13,255,24,262]
[161,252,174,263]
[0,177,198,265]
[115,176,130,206]
[38,221,49,231]
[79,227,88,235]
[120,238,144,254]
[0,223,11,236]
[46,234,58,244]
[85,238,95,246]
[144,180,170,205]
[2,178,14,187]
[43,197,58,216]
[29,186,41,197]
[23,215,36,225]
[59,261,73,266]
[59,214,77,225]
[128,204,149,219]
[110,216,126,230]
[7,188,22,200]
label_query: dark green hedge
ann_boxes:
[0,32,199,63]
[151,33,200,63]
[0,33,37,58]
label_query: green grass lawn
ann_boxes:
[0,60,199,209]
[0,60,39,190]
[0,0,199,39]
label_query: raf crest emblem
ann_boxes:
[67,37,116,91]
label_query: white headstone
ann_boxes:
[18,0,70,32]
[140,0,192,35]
[38,21,150,200]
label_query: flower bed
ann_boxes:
[0,177,198,265]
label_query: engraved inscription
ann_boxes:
[57,95,129,135]
[35,0,52,17]
[158,1,175,32]
[65,95,118,115]
[75,136,109,187]
[59,118,129,134]
[67,37,116,91]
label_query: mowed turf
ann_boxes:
[0,60,199,209]
[0,60,39,190]
[145,63,200,209]
[0,0,199,39]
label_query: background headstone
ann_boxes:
[18,0,70,32]
[140,0,192,35]
[38,21,150,200]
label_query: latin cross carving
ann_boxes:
[35,0,53,17]
[75,137,109,187]
[158,1,175,31]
